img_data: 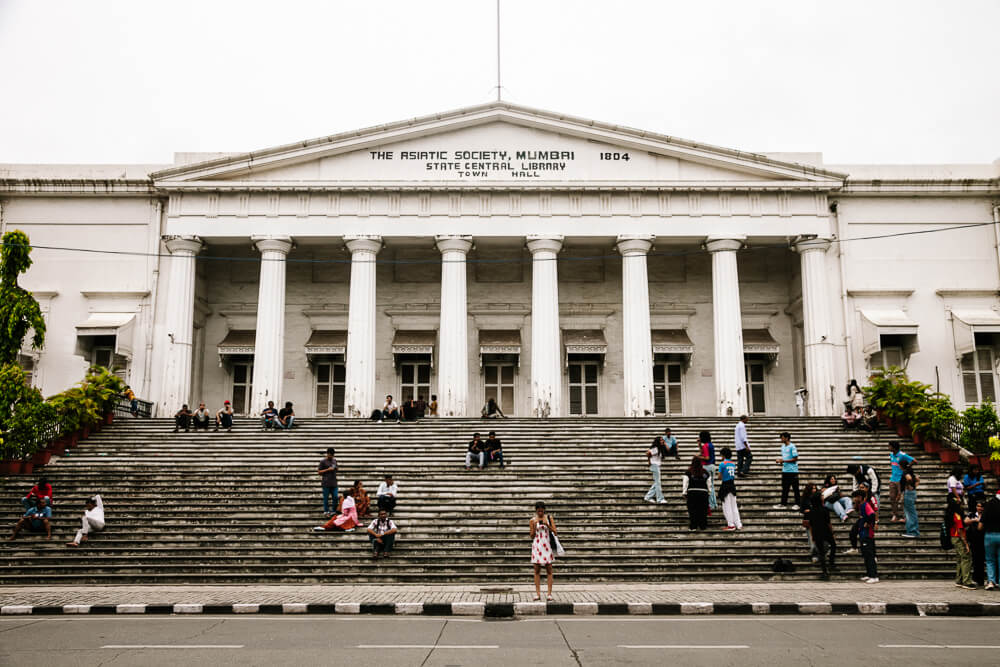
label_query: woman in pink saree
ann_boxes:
[313,489,358,532]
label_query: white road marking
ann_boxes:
[879,645,1000,649]
[356,644,499,649]
[101,644,244,649]
[619,644,749,649]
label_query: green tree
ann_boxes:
[0,229,46,365]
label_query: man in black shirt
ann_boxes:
[465,433,485,470]
[485,431,505,469]
[979,489,1000,590]
[173,404,192,432]
[317,448,338,517]
[278,402,295,429]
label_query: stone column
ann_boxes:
[344,235,382,417]
[526,235,563,417]
[706,236,747,416]
[617,235,655,417]
[795,237,837,416]
[158,236,202,415]
[250,236,293,414]
[436,236,473,417]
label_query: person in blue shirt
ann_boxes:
[8,496,52,540]
[888,441,915,523]
[773,431,800,509]
[963,464,986,512]
[663,428,679,459]
[261,400,279,430]
[718,447,742,530]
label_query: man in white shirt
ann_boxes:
[735,414,752,477]
[66,494,104,547]
[366,510,399,559]
[377,475,398,512]
[381,395,400,423]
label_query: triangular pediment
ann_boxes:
[152,102,846,188]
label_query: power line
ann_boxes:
[2,220,996,266]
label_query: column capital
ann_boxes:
[252,236,294,255]
[616,235,654,256]
[163,235,203,255]
[526,235,564,254]
[793,237,833,254]
[704,236,746,253]
[435,235,473,255]
[344,235,383,254]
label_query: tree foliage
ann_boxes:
[0,230,46,365]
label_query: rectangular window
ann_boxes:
[568,361,599,416]
[231,361,253,415]
[399,362,431,405]
[653,362,684,415]
[484,363,516,415]
[745,361,767,415]
[314,362,346,416]
[962,347,997,406]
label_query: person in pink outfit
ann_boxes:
[313,489,358,532]
[530,501,557,601]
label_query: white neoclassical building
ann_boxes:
[2,102,999,418]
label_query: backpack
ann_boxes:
[939,507,953,550]
[771,558,796,573]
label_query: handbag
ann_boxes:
[546,516,565,555]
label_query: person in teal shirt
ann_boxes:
[888,442,915,523]
[774,431,800,509]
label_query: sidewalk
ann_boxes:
[2,582,998,616]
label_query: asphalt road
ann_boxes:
[2,615,999,666]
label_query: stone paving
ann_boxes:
[1,581,996,607]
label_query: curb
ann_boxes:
[3,601,1000,617]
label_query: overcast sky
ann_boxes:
[1,0,997,166]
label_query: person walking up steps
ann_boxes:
[530,501,557,601]
[718,447,742,530]
[644,437,668,504]
[774,431,800,510]
[888,441,915,523]
[682,457,710,530]
[697,431,718,511]
[735,415,752,476]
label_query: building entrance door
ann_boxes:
[483,363,515,415]
[231,361,253,415]
[653,362,683,415]
[399,362,431,403]
[745,361,767,415]
[315,362,346,416]
[568,361,599,416]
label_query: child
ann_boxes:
[718,447,742,530]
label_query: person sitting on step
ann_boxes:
[381,395,400,423]
[261,401,279,430]
[278,401,295,429]
[66,494,104,547]
[351,480,371,518]
[860,406,879,433]
[415,395,427,419]
[821,474,854,522]
[401,395,419,422]
[465,432,485,470]
[840,406,857,430]
[214,400,234,432]
[173,404,192,432]
[481,397,505,419]
[485,431,505,469]
[8,496,51,541]
[367,510,398,559]
[21,477,52,510]
[192,402,211,431]
[313,489,358,532]
[377,474,398,513]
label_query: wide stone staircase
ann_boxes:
[0,417,964,584]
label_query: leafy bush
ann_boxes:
[959,402,1000,455]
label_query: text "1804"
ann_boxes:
[598,152,630,161]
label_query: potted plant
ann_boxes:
[989,436,1000,477]
[864,369,901,422]
[959,402,999,469]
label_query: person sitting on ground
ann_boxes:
[278,401,295,429]
[314,489,358,532]
[173,404,192,432]
[8,496,51,541]
[351,480,371,518]
[381,395,400,423]
[261,401,279,430]
[214,400,234,432]
[192,402,211,431]
[846,464,881,503]
[465,432,485,470]
[860,406,879,433]
[66,494,104,547]
[803,483,837,579]
[481,397,505,419]
[124,385,138,417]
[485,431,505,469]
[367,510,398,559]
[21,477,52,510]
[841,407,857,430]
[428,394,438,417]
[821,474,854,522]
[964,464,986,512]
[377,474,398,512]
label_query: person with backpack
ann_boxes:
[717,447,742,530]
[947,490,976,589]
[846,464,881,503]
[644,436,668,504]
[682,457,710,530]
[853,489,879,583]
[802,483,836,579]
[696,431,717,511]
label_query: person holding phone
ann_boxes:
[530,501,557,601]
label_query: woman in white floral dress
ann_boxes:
[530,501,557,601]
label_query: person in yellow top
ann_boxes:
[123,386,138,417]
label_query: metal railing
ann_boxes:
[112,394,153,419]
